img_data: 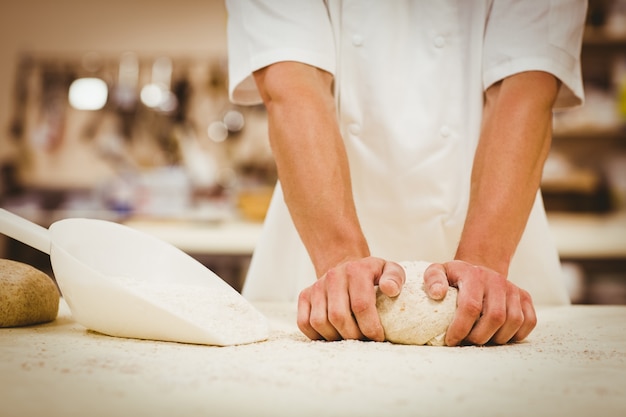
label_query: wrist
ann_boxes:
[312,240,370,278]
[454,246,511,278]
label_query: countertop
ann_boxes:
[1,300,625,417]
[547,211,626,259]
[5,207,624,258]
[123,212,626,259]
[123,218,262,255]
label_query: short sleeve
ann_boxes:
[483,0,587,109]
[226,0,336,105]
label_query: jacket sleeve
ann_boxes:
[483,0,587,109]
[226,0,336,105]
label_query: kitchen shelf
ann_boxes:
[553,126,626,141]
[546,0,626,216]
[583,29,626,47]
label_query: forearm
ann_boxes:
[455,71,559,276]
[253,62,369,277]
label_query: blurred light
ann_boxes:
[118,52,139,88]
[68,78,108,110]
[140,57,178,113]
[208,121,228,142]
[223,110,244,132]
[152,56,173,87]
[140,83,178,112]
[140,83,166,108]
[114,52,139,110]
[157,91,178,112]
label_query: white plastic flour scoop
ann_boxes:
[0,209,269,346]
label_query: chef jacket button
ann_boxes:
[433,36,445,48]
[352,34,363,46]
[349,123,361,135]
[439,125,451,138]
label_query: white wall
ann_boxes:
[0,0,228,162]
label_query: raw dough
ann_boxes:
[376,261,457,346]
[0,259,60,327]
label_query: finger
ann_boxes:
[511,289,537,342]
[309,279,342,341]
[440,260,473,287]
[423,263,449,300]
[464,277,507,345]
[347,259,385,341]
[444,263,484,346]
[325,267,365,340]
[490,286,524,345]
[297,288,323,340]
[376,261,405,297]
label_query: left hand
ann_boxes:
[423,260,537,346]
[297,257,405,342]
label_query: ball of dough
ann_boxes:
[0,259,60,327]
[376,261,457,346]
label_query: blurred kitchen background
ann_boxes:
[0,0,625,303]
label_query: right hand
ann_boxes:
[297,257,405,342]
[423,261,537,346]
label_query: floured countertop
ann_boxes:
[1,300,625,417]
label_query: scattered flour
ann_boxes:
[109,276,268,345]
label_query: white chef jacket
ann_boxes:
[226,0,586,305]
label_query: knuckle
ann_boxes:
[466,334,488,346]
[520,288,534,304]
[508,310,525,328]
[324,268,340,284]
[344,260,367,280]
[460,298,483,318]
[490,336,508,346]
[297,289,310,304]
[486,308,507,327]
[296,316,320,340]
[350,297,370,315]
[296,316,311,332]
[296,317,311,331]
[310,279,324,294]
[327,308,345,327]
[360,326,380,341]
[308,313,326,330]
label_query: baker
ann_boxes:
[225,0,586,346]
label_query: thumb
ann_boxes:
[377,261,405,297]
[423,263,449,300]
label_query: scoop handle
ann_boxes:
[0,208,52,255]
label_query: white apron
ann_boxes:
[226,0,586,305]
